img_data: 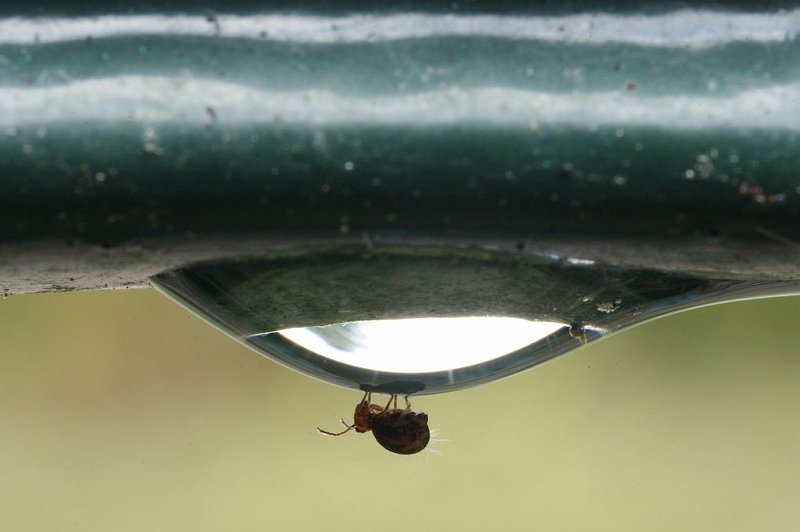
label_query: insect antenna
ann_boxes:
[317,424,356,437]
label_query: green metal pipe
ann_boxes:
[1,2,799,294]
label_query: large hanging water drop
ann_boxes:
[151,244,799,395]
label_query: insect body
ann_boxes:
[318,392,430,455]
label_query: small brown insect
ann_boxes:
[569,323,588,345]
[318,392,430,455]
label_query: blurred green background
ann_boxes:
[0,289,799,531]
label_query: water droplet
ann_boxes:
[344,161,354,171]
[596,299,622,313]
[338,215,350,233]
[143,141,164,155]
[566,258,596,266]
[151,245,799,395]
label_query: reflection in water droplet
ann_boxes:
[273,317,565,373]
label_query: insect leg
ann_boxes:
[380,395,394,412]
[403,395,411,411]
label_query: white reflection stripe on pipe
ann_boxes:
[0,11,797,47]
[1,76,799,130]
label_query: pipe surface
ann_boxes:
[1,2,799,293]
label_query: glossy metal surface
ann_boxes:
[0,2,799,293]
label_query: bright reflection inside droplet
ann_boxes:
[277,317,566,373]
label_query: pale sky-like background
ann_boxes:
[1,289,799,531]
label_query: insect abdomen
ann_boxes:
[371,411,430,455]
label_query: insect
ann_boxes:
[318,392,430,455]
[569,322,588,345]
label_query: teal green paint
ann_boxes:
[0,4,799,243]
